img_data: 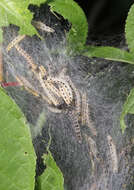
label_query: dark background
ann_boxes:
[75,0,134,34]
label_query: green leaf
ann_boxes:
[0,87,36,190]
[120,88,134,133]
[30,0,47,6]
[49,0,88,52]
[125,3,134,54]
[81,46,134,64]
[0,0,47,42]
[37,151,64,190]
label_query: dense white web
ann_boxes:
[2,23,134,190]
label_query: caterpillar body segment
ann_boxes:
[6,35,26,52]
[14,44,38,72]
[15,76,39,97]
[44,81,61,98]
[39,65,47,79]
[6,21,54,52]
[107,135,118,173]
[47,76,73,105]
[81,92,87,126]
[38,74,60,106]
[69,111,82,143]
[32,21,55,33]
[6,34,97,144]
[14,44,59,106]
[81,92,97,136]
[85,134,99,161]
[16,75,52,104]
[58,82,73,105]
[44,81,64,106]
[66,76,81,117]
[9,43,56,106]
[14,45,48,91]
[86,104,97,136]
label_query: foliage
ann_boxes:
[82,46,134,64]
[125,3,134,54]
[48,0,88,53]
[0,0,47,42]
[0,87,64,189]
[49,1,134,132]
[79,3,134,132]
[80,4,134,66]
[120,88,134,132]
[0,87,36,190]
[80,3,134,65]
[36,151,64,190]
[1,2,134,188]
[0,0,88,53]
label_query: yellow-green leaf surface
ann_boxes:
[0,87,36,190]
[0,0,47,42]
[30,0,47,6]
[120,88,134,133]
[125,3,134,54]
[49,0,88,52]
[37,151,64,190]
[82,46,134,64]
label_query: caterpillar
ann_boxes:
[47,76,73,105]
[69,111,82,143]
[6,35,26,52]
[81,92,97,136]
[107,135,118,173]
